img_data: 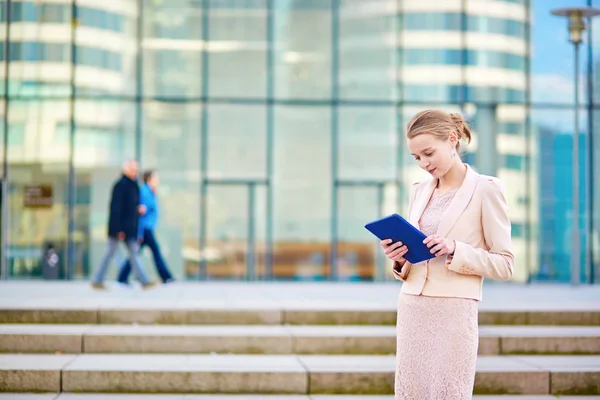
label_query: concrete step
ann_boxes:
[2,395,600,400]
[1,354,599,395]
[1,324,600,355]
[1,306,599,326]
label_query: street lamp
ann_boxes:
[551,7,600,286]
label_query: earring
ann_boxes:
[451,151,456,158]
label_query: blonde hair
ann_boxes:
[406,109,473,153]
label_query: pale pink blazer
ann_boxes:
[392,164,514,301]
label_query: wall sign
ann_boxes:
[23,185,53,208]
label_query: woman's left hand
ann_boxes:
[423,235,456,257]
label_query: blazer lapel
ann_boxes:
[409,178,436,229]
[436,164,479,237]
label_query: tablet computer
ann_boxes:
[364,213,436,264]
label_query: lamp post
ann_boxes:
[551,7,600,286]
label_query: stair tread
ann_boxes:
[1,353,600,372]
[2,324,600,337]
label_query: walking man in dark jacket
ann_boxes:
[91,160,155,290]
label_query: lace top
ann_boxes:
[418,188,458,236]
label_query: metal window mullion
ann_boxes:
[199,0,210,280]
[523,0,532,283]
[0,0,11,280]
[265,0,274,281]
[330,0,339,281]
[66,0,77,280]
[135,0,143,164]
[586,5,595,284]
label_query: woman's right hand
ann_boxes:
[381,239,409,264]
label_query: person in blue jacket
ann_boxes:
[91,160,155,290]
[117,169,174,285]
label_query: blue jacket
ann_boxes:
[138,183,158,238]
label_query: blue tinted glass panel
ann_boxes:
[406,13,526,38]
[78,7,123,32]
[512,222,525,238]
[77,47,122,71]
[405,49,525,70]
[403,84,461,103]
[405,13,461,30]
[403,84,525,103]
[7,2,123,32]
[40,4,69,23]
[498,122,523,135]
[504,154,528,170]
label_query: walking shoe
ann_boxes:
[91,283,107,290]
[142,281,157,290]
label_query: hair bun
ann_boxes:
[449,112,472,145]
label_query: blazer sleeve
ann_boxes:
[391,182,419,281]
[110,182,124,234]
[446,177,515,281]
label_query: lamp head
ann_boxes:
[551,7,600,44]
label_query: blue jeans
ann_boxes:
[117,228,173,284]
[92,238,150,285]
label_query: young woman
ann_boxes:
[117,170,174,285]
[381,109,514,399]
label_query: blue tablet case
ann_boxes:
[364,213,436,264]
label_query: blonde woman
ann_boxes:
[381,109,514,399]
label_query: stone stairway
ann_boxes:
[0,281,599,399]
[1,303,600,397]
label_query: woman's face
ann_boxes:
[407,133,455,179]
[148,173,160,189]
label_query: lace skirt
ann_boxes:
[395,292,479,400]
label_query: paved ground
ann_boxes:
[1,281,599,311]
[0,396,581,399]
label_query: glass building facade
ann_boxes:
[0,0,598,283]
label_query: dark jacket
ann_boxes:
[107,175,140,240]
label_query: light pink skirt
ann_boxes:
[395,292,479,400]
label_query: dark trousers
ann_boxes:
[117,228,173,284]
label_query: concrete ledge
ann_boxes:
[98,309,283,325]
[61,354,307,394]
[0,309,98,324]
[283,310,396,326]
[0,325,90,354]
[0,354,76,392]
[1,353,599,394]
[83,325,293,354]
[2,325,599,355]
[2,308,600,326]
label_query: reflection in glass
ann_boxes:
[205,185,248,279]
[400,0,462,103]
[204,184,266,280]
[6,100,70,279]
[532,109,588,283]
[339,0,396,100]
[142,0,203,98]
[273,0,332,99]
[141,102,201,281]
[531,0,588,104]
[273,106,331,280]
[338,106,396,181]
[208,0,267,98]
[337,183,398,281]
[72,100,136,280]
[594,111,600,283]
[207,104,266,179]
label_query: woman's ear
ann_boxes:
[449,132,458,147]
